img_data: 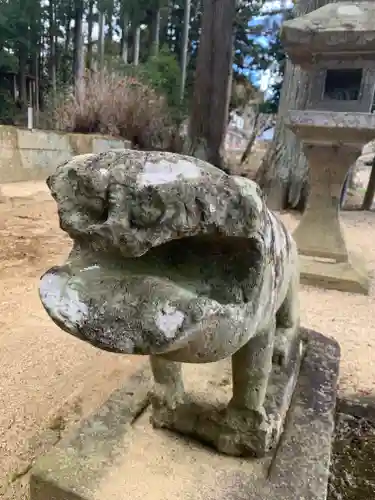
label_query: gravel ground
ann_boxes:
[0,181,374,499]
[0,182,144,500]
[281,211,375,399]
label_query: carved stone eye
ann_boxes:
[129,189,166,228]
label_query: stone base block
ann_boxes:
[299,252,370,295]
[30,329,340,500]
[151,336,303,458]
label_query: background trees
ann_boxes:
[1,1,373,209]
[0,0,283,131]
[255,0,333,211]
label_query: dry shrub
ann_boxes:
[50,69,177,150]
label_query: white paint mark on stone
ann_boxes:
[138,158,201,186]
[337,5,363,16]
[155,304,185,338]
[39,272,88,333]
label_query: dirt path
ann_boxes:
[282,211,375,399]
[0,182,144,500]
[0,181,375,499]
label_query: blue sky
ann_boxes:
[244,0,293,92]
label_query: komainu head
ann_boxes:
[40,150,271,362]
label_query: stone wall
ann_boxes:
[0,126,131,183]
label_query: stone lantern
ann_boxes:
[281,2,375,294]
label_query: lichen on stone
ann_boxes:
[40,149,298,365]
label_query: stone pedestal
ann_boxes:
[30,330,340,500]
[293,142,370,295]
[284,110,375,296]
[150,337,303,458]
[280,2,375,295]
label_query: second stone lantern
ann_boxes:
[281,2,375,295]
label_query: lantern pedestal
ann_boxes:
[285,111,375,295]
[298,253,369,295]
[281,2,375,294]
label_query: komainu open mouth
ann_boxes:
[39,233,264,361]
[39,149,289,363]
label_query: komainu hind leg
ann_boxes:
[230,319,275,413]
[215,321,275,455]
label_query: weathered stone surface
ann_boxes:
[30,363,152,500]
[150,331,303,457]
[39,149,300,457]
[40,149,298,359]
[298,252,370,295]
[282,2,374,295]
[284,127,371,295]
[286,111,375,144]
[281,2,375,63]
[0,125,131,184]
[30,329,340,500]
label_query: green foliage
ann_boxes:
[234,0,266,70]
[139,46,183,114]
[260,9,294,113]
[0,88,18,125]
[257,35,285,114]
[111,46,186,123]
[0,50,17,73]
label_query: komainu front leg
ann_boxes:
[215,323,275,456]
[230,321,274,414]
[149,355,185,429]
[273,269,300,367]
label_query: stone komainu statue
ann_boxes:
[39,150,301,457]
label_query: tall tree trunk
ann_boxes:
[30,2,41,126]
[35,52,40,122]
[72,0,84,84]
[151,7,161,56]
[255,0,340,211]
[87,0,94,70]
[105,0,114,54]
[76,32,85,97]
[63,0,73,83]
[98,9,105,73]
[121,11,130,63]
[133,25,141,66]
[241,107,260,164]
[48,0,57,92]
[180,0,191,101]
[188,0,236,169]
[18,45,28,108]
